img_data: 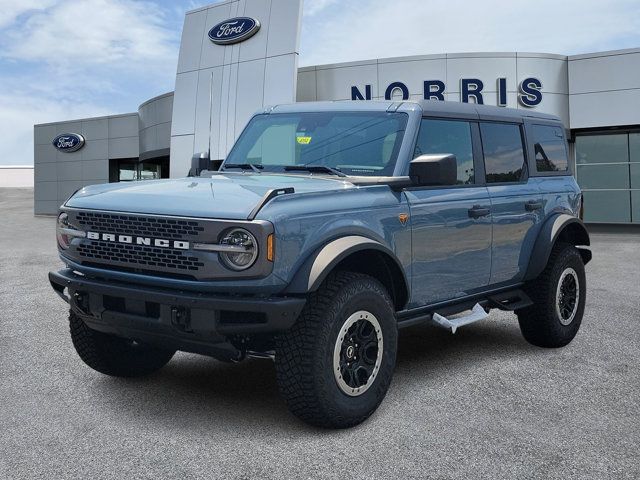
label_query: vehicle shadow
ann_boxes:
[92,318,535,432]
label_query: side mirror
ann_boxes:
[409,154,457,187]
[189,151,211,177]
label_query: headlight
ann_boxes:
[56,212,85,250]
[218,228,258,271]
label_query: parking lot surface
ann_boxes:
[1,188,638,479]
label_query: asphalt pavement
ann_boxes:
[0,188,638,479]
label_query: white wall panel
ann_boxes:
[266,0,303,58]
[108,115,138,138]
[264,53,298,105]
[199,4,233,69]
[235,59,266,134]
[34,162,56,182]
[171,0,302,172]
[170,134,195,178]
[34,144,56,163]
[34,125,56,145]
[517,56,568,94]
[81,118,109,140]
[378,58,446,98]
[527,92,569,126]
[296,68,317,102]
[81,138,108,161]
[171,72,199,136]
[237,0,270,62]
[52,122,82,138]
[446,56,517,93]
[177,9,208,73]
[193,67,222,158]
[569,51,640,94]
[108,137,139,159]
[316,63,378,101]
[570,89,640,129]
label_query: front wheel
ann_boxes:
[69,311,175,377]
[517,244,587,348]
[275,272,397,428]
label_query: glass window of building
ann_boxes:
[413,119,475,184]
[575,134,628,164]
[481,123,526,183]
[575,132,634,223]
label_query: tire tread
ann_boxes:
[275,271,395,428]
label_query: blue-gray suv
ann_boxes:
[50,100,592,428]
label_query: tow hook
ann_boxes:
[170,306,192,332]
[73,292,90,315]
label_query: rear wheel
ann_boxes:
[517,244,586,348]
[69,311,175,377]
[275,272,397,428]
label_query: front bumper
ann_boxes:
[49,268,306,357]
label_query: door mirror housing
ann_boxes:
[409,154,458,187]
[189,151,210,177]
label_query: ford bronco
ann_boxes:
[50,100,591,428]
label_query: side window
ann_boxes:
[413,119,475,185]
[481,122,526,183]
[532,124,569,172]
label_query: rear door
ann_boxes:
[405,118,492,307]
[480,121,544,285]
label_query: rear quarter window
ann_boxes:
[532,124,569,173]
[481,122,526,184]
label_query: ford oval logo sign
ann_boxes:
[208,17,260,45]
[52,133,85,153]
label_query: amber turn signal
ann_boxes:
[267,234,274,262]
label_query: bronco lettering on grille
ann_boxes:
[86,231,190,250]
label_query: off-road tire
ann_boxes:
[69,311,175,377]
[275,272,397,429]
[517,243,586,348]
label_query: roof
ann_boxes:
[269,100,561,123]
[416,99,560,122]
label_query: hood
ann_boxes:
[65,173,354,219]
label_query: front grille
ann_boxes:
[64,208,273,281]
[76,211,204,240]
[77,241,205,272]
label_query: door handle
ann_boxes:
[468,205,490,219]
[525,200,543,212]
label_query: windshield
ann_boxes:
[224,111,409,176]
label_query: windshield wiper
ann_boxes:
[284,165,346,177]
[223,163,263,173]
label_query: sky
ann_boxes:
[1,0,639,166]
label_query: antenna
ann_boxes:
[208,71,214,160]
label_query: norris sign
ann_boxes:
[351,77,543,107]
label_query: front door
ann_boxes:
[406,118,492,308]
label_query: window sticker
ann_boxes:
[296,136,312,145]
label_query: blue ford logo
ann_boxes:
[208,17,260,45]
[52,133,85,153]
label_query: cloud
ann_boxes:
[304,0,340,16]
[300,0,640,66]
[0,0,56,29]
[0,0,185,165]
[2,0,178,69]
[0,92,111,166]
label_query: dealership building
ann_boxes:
[34,0,640,224]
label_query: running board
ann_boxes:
[487,289,533,311]
[432,303,488,334]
